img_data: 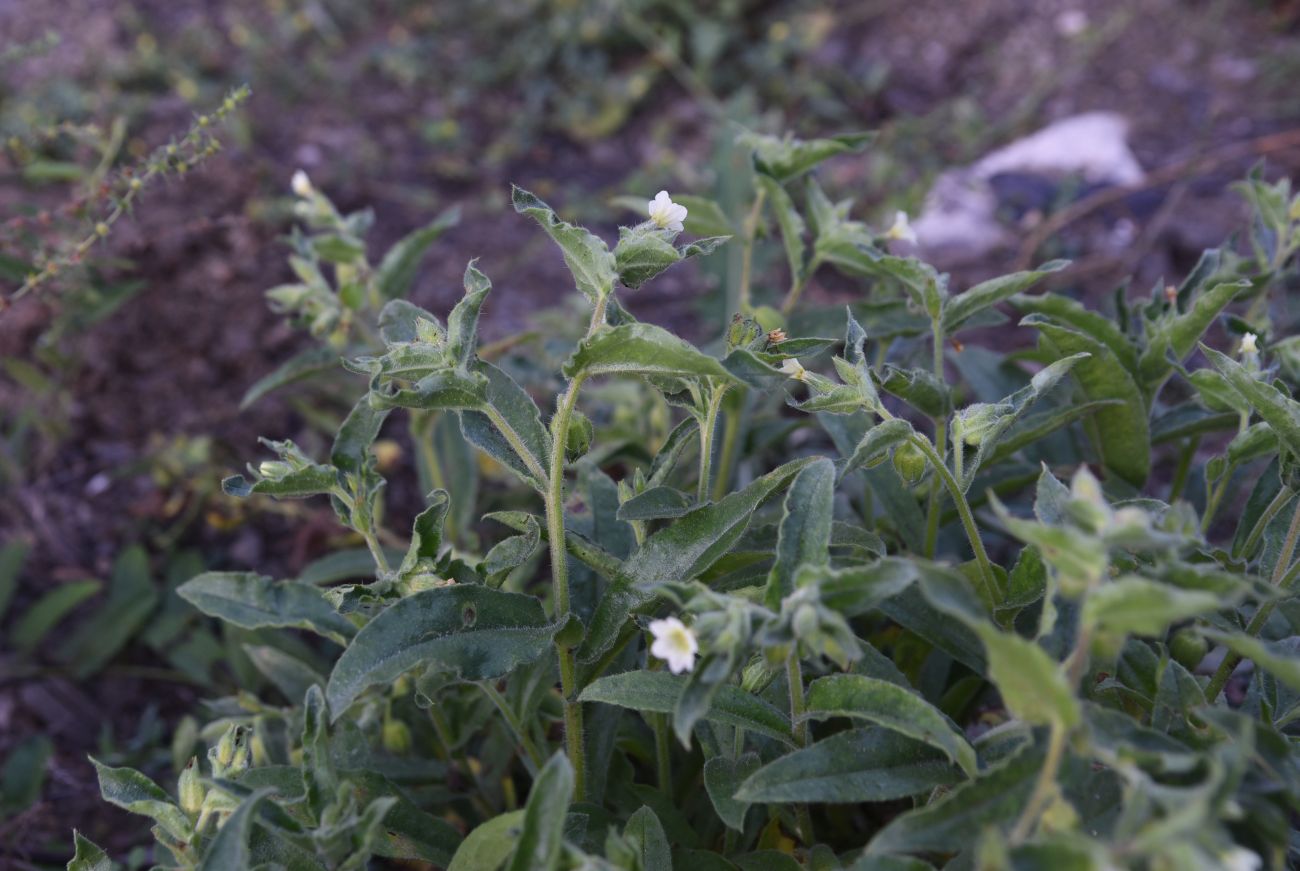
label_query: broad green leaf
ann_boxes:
[983,400,1123,468]
[91,757,192,842]
[376,207,460,300]
[331,396,390,477]
[1012,294,1138,372]
[740,130,874,182]
[579,670,794,745]
[240,346,339,409]
[66,831,112,871]
[580,457,816,662]
[648,416,699,487]
[448,810,525,871]
[765,457,835,608]
[178,572,356,645]
[1141,280,1249,382]
[198,788,274,871]
[617,485,694,521]
[10,580,100,653]
[296,547,388,585]
[1082,576,1222,637]
[507,753,573,871]
[623,805,672,871]
[326,585,554,719]
[875,366,949,418]
[57,546,159,679]
[819,558,919,616]
[398,491,450,580]
[484,513,542,577]
[804,675,977,776]
[975,625,1080,728]
[563,322,739,385]
[513,186,616,302]
[865,744,1042,855]
[460,361,552,492]
[736,728,963,803]
[0,539,27,623]
[1204,345,1300,458]
[941,261,1068,334]
[1022,316,1149,486]
[614,227,680,290]
[223,464,338,500]
[345,769,463,865]
[704,753,760,831]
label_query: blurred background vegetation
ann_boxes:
[4,0,1300,865]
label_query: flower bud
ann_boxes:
[564,410,593,460]
[291,169,314,198]
[953,402,1007,447]
[258,460,293,479]
[726,314,763,352]
[178,757,205,816]
[382,719,412,755]
[892,440,927,484]
[792,603,820,640]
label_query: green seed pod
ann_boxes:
[565,410,593,460]
[1170,629,1208,671]
[892,440,927,484]
[178,758,205,816]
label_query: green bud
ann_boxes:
[953,402,1008,447]
[564,410,594,460]
[740,655,781,694]
[258,460,293,479]
[792,603,819,640]
[178,758,205,816]
[1170,629,1208,671]
[382,719,412,755]
[726,313,763,352]
[892,440,927,484]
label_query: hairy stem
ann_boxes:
[698,387,728,503]
[711,395,743,502]
[1235,486,1295,561]
[779,254,821,317]
[907,434,998,604]
[653,712,673,796]
[1010,720,1067,844]
[1206,496,1300,703]
[786,652,815,844]
[737,187,768,314]
[924,320,948,558]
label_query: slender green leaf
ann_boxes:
[178,572,356,645]
[507,753,573,871]
[91,757,192,842]
[563,322,739,385]
[448,810,526,871]
[66,831,112,871]
[704,753,760,831]
[240,346,340,409]
[942,261,1068,334]
[512,186,616,302]
[765,457,835,608]
[376,207,459,300]
[10,580,100,653]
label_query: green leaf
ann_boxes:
[740,130,874,182]
[579,670,794,745]
[376,207,460,300]
[581,457,816,662]
[975,625,1080,728]
[563,322,739,385]
[1204,345,1300,458]
[2,735,52,812]
[484,513,542,577]
[1082,576,1222,637]
[617,486,694,521]
[865,744,1042,855]
[843,419,917,476]
[704,753,760,831]
[1022,316,1150,486]
[1144,280,1250,377]
[758,175,807,280]
[736,728,964,804]
[460,361,552,492]
[332,396,390,477]
[1012,293,1138,372]
[223,464,338,499]
[56,546,159,679]
[447,260,492,369]
[448,810,526,871]
[803,675,977,776]
[765,457,835,608]
[198,788,273,871]
[91,757,192,842]
[941,261,1068,334]
[178,572,356,645]
[623,805,672,871]
[507,753,573,871]
[66,831,112,871]
[241,347,340,409]
[10,580,100,653]
[1201,629,1300,691]
[0,539,28,623]
[346,769,463,865]
[326,585,554,719]
[398,491,450,580]
[648,416,699,487]
[614,226,680,290]
[819,558,920,616]
[513,186,616,302]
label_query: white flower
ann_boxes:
[1240,332,1258,355]
[780,358,807,381]
[648,190,688,232]
[649,617,698,674]
[291,169,314,198]
[884,210,917,244]
[1220,848,1261,871]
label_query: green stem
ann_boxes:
[1009,720,1067,844]
[1206,496,1300,703]
[907,434,998,604]
[779,255,821,317]
[1201,465,1235,534]
[480,682,545,773]
[737,188,767,314]
[544,294,607,803]
[785,652,814,844]
[652,713,673,796]
[711,395,743,502]
[923,320,948,558]
[1235,486,1295,560]
[1168,434,1200,504]
[698,387,728,503]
